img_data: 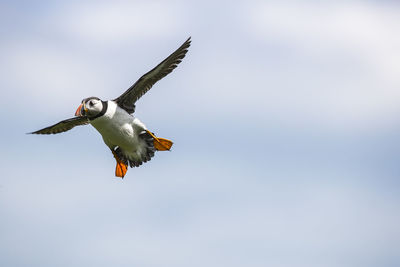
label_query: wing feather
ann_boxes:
[114,37,191,113]
[30,116,89,135]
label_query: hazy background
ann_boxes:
[1,0,399,266]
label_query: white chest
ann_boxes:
[90,101,146,149]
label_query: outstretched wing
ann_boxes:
[30,116,89,135]
[114,37,191,114]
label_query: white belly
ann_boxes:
[90,101,148,157]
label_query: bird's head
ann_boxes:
[75,97,103,118]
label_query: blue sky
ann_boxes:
[0,1,399,266]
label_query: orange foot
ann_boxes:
[146,130,173,151]
[112,150,128,178]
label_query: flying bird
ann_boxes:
[30,37,191,178]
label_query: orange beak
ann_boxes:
[75,103,84,116]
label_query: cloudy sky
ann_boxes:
[1,0,399,266]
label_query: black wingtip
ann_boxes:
[184,36,191,46]
[179,37,191,50]
[27,130,43,135]
[177,37,191,58]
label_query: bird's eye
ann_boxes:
[89,101,94,106]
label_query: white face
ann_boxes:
[84,98,102,117]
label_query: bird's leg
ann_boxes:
[111,149,128,178]
[146,130,173,151]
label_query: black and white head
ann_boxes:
[75,97,103,118]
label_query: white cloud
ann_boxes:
[54,1,183,45]
[2,41,112,116]
[243,1,400,129]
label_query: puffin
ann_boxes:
[31,37,191,178]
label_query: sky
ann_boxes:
[0,0,399,266]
